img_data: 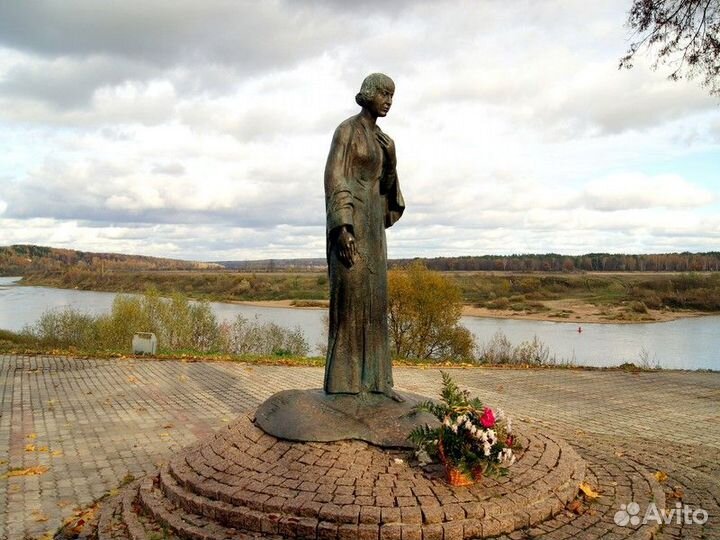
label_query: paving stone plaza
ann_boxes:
[0,355,718,539]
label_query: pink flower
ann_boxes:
[480,407,495,428]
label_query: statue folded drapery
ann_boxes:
[324,73,404,396]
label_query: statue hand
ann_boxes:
[376,132,397,169]
[337,227,357,268]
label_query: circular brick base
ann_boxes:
[90,414,588,539]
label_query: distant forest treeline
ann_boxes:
[2,244,720,276]
[392,252,720,273]
[0,244,219,275]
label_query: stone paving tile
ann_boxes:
[0,355,718,539]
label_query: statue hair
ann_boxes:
[355,73,395,108]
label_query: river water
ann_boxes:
[0,276,717,370]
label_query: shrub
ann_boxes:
[388,263,475,361]
[219,315,309,356]
[477,331,554,366]
[23,308,98,348]
[629,301,648,314]
[23,290,308,356]
[486,297,510,310]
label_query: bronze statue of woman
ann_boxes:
[324,73,404,399]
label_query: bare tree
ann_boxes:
[620,0,720,96]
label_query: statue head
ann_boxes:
[355,73,395,110]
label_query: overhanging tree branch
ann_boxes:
[621,0,720,96]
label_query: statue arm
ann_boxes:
[325,124,354,235]
[376,131,404,228]
[325,123,357,266]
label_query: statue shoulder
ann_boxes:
[331,116,360,144]
[375,124,393,141]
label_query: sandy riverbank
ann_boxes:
[235,298,710,324]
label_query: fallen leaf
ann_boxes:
[38,446,48,453]
[567,499,585,514]
[60,502,98,537]
[51,450,63,457]
[26,433,37,440]
[614,451,624,457]
[25,444,36,452]
[654,471,668,483]
[579,482,600,499]
[162,424,173,429]
[668,486,684,500]
[5,465,49,478]
[31,510,49,522]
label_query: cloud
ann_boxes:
[0,53,153,109]
[582,174,715,211]
[0,1,355,70]
[1,1,719,260]
[151,162,185,176]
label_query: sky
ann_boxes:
[0,0,718,262]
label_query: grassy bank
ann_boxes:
[17,269,720,316]
[20,269,329,302]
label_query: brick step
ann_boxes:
[94,492,127,540]
[93,480,166,540]
[157,430,587,539]
[137,475,285,539]
[493,438,666,540]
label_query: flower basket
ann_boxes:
[438,439,475,486]
[445,464,475,486]
[408,372,517,486]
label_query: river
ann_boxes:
[0,277,717,370]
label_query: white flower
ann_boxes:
[451,425,458,433]
[443,416,451,427]
[464,420,473,431]
[469,425,478,435]
[487,429,497,445]
[483,442,492,456]
[497,448,516,465]
[496,408,505,421]
[506,417,513,434]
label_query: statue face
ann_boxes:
[368,85,394,117]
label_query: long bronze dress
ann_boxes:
[324,114,404,395]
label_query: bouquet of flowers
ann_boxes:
[408,372,516,486]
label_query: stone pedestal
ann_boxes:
[90,415,592,539]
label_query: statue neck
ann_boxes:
[359,107,378,128]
